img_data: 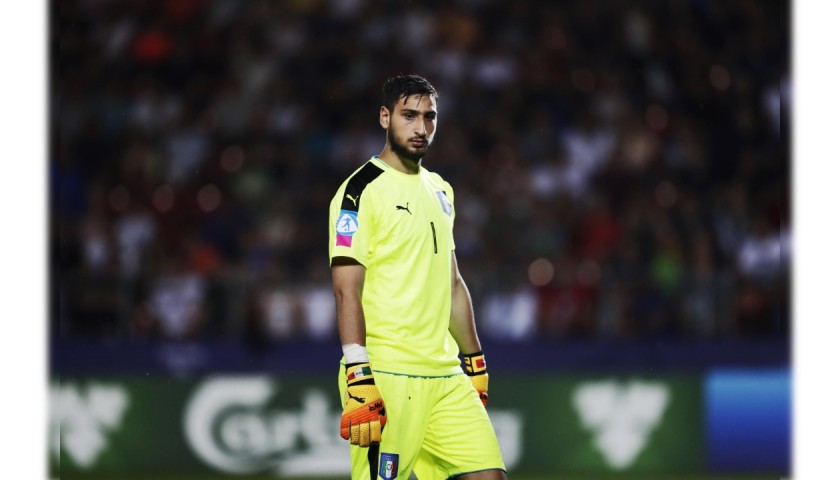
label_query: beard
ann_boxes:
[388,127,430,163]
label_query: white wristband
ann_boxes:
[342,343,369,364]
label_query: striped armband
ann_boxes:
[346,362,375,386]
[463,351,487,376]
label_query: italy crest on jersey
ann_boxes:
[335,209,359,247]
[435,191,452,216]
[379,453,399,480]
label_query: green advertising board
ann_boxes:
[50,373,704,477]
[491,374,704,473]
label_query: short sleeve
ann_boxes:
[329,185,376,267]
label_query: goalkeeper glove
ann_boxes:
[463,351,489,406]
[340,362,387,447]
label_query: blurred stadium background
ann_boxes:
[51,0,790,478]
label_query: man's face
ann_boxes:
[383,94,437,163]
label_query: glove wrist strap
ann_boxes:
[346,362,375,386]
[463,351,487,376]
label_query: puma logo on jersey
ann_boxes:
[345,194,359,207]
[396,203,412,215]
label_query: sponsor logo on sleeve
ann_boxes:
[335,210,359,247]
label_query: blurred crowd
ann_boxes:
[52,0,789,349]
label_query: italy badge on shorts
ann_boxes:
[379,452,399,480]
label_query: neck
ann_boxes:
[378,146,421,174]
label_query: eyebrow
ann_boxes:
[400,108,437,116]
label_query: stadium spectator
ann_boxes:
[53,0,789,347]
[130,253,208,341]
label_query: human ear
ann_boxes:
[379,106,390,129]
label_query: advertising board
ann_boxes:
[705,368,791,472]
[50,372,715,476]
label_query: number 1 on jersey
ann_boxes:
[430,222,438,254]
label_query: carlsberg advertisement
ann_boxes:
[50,373,704,476]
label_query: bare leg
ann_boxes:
[452,469,508,480]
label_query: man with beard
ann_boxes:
[329,75,507,480]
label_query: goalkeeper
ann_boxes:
[329,74,507,480]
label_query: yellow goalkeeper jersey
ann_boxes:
[329,156,461,377]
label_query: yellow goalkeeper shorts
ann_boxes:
[337,364,506,480]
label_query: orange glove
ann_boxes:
[340,362,387,447]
